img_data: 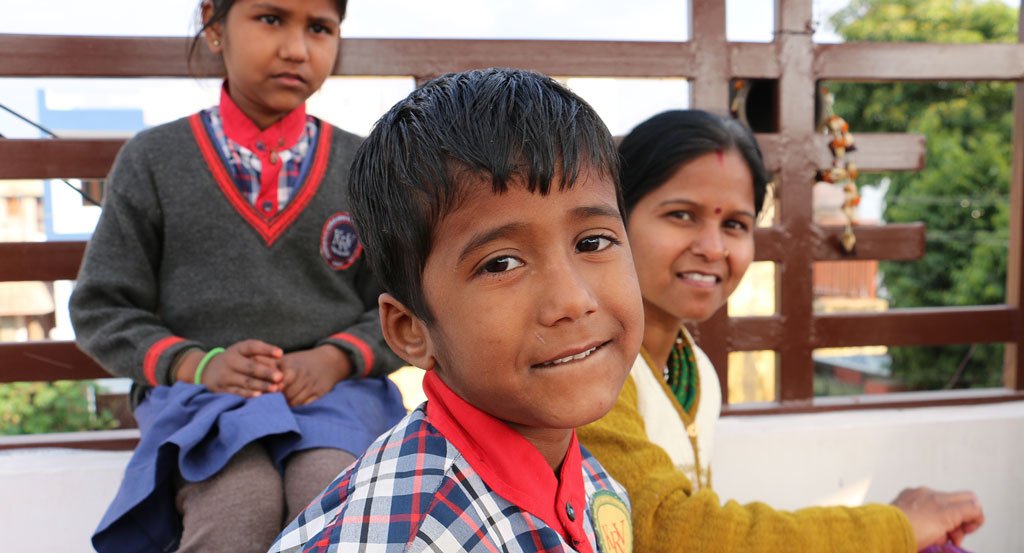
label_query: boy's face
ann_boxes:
[418,170,644,434]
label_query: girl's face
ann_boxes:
[626,149,756,327]
[204,0,341,128]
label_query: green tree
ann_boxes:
[0,381,118,434]
[828,0,1016,389]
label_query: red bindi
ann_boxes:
[714,207,722,214]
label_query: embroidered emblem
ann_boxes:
[320,212,363,270]
[591,490,632,553]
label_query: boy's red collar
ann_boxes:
[423,370,592,552]
[218,82,307,152]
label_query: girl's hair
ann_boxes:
[618,109,769,217]
[188,0,349,62]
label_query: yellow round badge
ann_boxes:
[590,490,632,553]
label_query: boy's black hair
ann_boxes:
[618,109,769,217]
[188,0,349,62]
[349,68,620,324]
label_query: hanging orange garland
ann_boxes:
[816,87,861,253]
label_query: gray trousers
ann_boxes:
[175,443,356,552]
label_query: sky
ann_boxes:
[6,0,1004,230]
[1,0,845,41]
[3,0,1020,140]
[2,0,1016,339]
[3,0,1019,220]
[0,0,859,139]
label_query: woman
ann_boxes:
[578,109,984,552]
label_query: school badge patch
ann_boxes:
[320,212,363,270]
[591,490,632,553]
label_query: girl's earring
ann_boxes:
[213,39,221,47]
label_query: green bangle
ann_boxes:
[194,347,225,385]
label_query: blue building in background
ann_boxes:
[39,89,145,241]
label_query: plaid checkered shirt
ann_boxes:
[202,85,318,215]
[270,371,632,553]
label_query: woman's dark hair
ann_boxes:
[618,109,769,217]
[188,0,349,62]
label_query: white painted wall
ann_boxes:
[714,401,1024,552]
[1,402,1021,551]
[0,447,129,552]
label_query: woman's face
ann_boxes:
[626,149,756,326]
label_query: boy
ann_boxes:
[269,68,644,552]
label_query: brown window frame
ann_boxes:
[0,1,1022,451]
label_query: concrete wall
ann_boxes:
[714,401,1024,552]
[0,447,129,552]
[2,401,1021,551]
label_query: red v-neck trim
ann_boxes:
[423,371,592,552]
[189,112,333,247]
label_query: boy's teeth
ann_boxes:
[546,346,598,366]
[681,272,717,283]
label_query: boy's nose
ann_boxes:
[538,260,599,326]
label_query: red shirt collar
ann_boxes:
[423,371,592,552]
[218,82,307,152]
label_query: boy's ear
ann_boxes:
[200,1,224,54]
[379,293,436,370]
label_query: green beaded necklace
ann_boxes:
[663,330,699,414]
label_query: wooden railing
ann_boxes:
[2,1,1023,451]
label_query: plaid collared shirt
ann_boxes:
[201,106,318,211]
[269,405,631,553]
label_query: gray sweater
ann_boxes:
[70,114,402,405]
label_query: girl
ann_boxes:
[578,109,985,552]
[71,1,406,551]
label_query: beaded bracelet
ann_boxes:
[194,347,226,385]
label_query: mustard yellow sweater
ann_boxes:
[578,376,917,552]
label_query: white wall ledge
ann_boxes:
[714,401,1024,552]
[1,403,1021,551]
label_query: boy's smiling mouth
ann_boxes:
[533,340,610,369]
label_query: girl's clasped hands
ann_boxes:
[188,340,351,405]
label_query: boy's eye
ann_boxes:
[576,235,618,253]
[310,23,332,34]
[258,14,281,25]
[481,256,524,274]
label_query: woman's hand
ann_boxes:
[891,486,984,549]
[280,344,352,406]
